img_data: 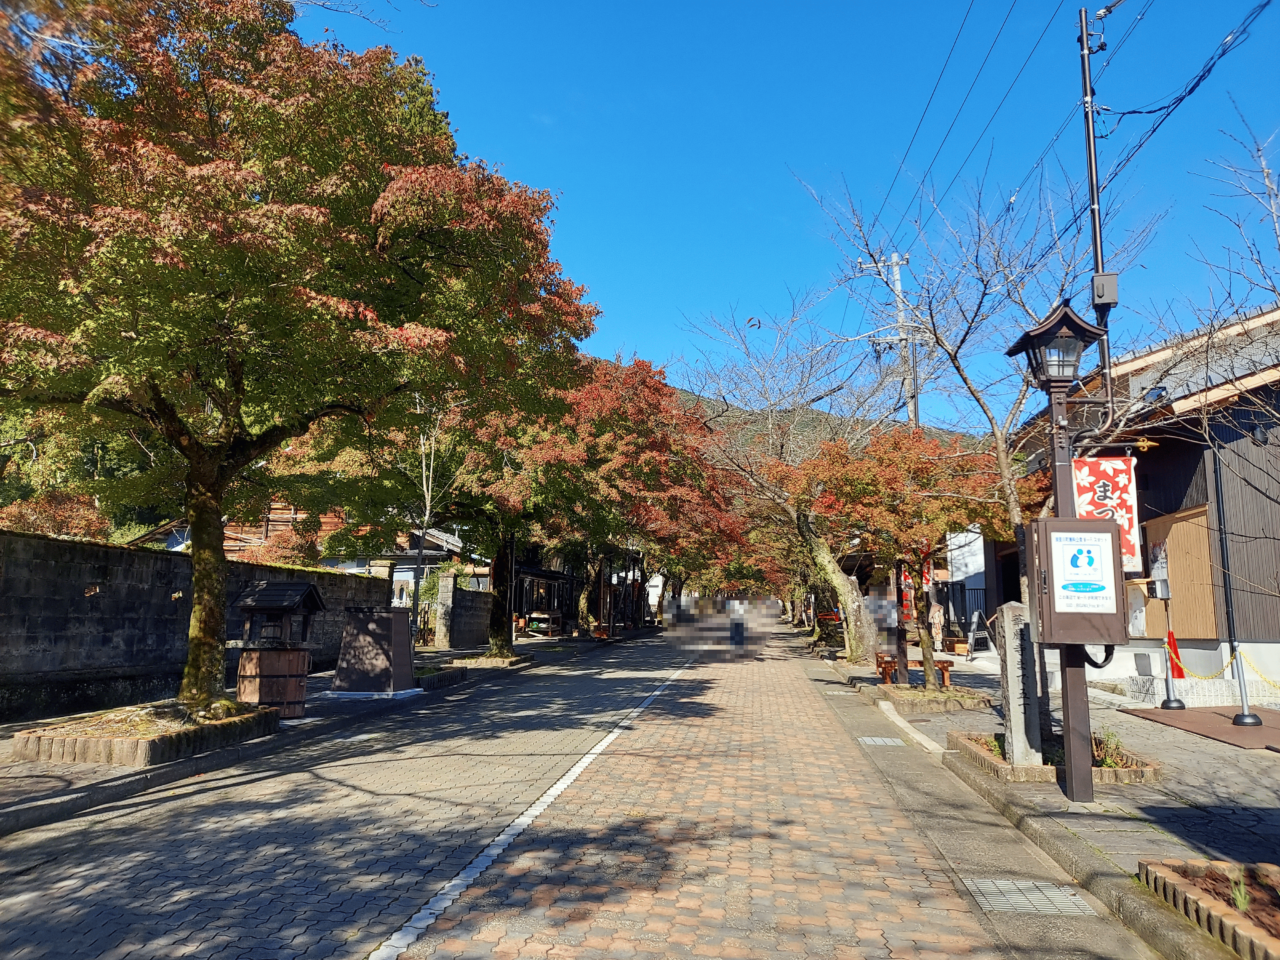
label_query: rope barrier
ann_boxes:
[1163,642,1237,681]
[1240,649,1280,694]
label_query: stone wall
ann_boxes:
[433,573,493,649]
[0,530,390,722]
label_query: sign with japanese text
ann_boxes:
[1049,529,1119,615]
[1073,457,1141,573]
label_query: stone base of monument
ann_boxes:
[330,607,416,697]
[948,730,1161,784]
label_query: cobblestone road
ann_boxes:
[0,635,1147,960]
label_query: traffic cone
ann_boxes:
[1167,631,1186,679]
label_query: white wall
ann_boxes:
[947,527,985,590]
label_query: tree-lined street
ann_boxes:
[0,635,1158,960]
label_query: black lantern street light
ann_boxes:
[1007,301,1107,803]
[1007,303,1106,518]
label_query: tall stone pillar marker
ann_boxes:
[435,572,455,649]
[993,602,1042,766]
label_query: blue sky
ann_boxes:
[299,0,1279,375]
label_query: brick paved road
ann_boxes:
[0,643,690,960]
[0,634,1147,960]
[400,642,1003,960]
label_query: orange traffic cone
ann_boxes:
[1167,631,1186,679]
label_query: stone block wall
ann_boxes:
[0,530,390,722]
[433,573,493,649]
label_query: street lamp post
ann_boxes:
[1007,302,1107,803]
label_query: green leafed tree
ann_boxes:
[0,0,596,705]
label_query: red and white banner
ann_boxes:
[1073,456,1142,573]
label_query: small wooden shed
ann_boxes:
[234,581,326,718]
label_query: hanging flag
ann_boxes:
[1073,456,1142,573]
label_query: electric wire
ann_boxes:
[1098,0,1272,188]
[1028,0,1273,267]
[1001,0,1153,215]
[884,0,1020,246]
[914,0,1066,238]
[867,0,977,238]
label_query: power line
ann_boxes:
[1028,0,1273,271]
[915,0,1066,237]
[885,0,1020,245]
[1098,0,1272,188]
[867,0,977,237]
[1001,0,1154,214]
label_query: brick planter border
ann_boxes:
[947,730,1162,783]
[1140,859,1280,960]
[882,687,994,715]
[450,655,534,669]
[417,666,468,691]
[12,708,280,768]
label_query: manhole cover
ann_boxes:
[961,879,1096,915]
[857,737,906,747]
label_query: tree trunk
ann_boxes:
[656,573,669,625]
[795,511,873,661]
[488,535,514,657]
[577,553,602,635]
[909,561,939,692]
[179,478,228,708]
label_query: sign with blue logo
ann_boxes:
[1050,530,1117,614]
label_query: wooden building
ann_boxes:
[960,301,1280,685]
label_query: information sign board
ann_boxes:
[1026,518,1128,646]
[1049,528,1118,615]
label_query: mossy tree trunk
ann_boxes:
[178,471,228,708]
[795,510,874,661]
[488,535,515,657]
[577,552,602,634]
[906,557,939,692]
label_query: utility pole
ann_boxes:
[854,252,918,426]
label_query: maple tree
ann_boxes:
[0,0,595,704]
[0,490,111,539]
[444,356,735,652]
[796,428,1046,689]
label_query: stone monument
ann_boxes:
[993,602,1042,766]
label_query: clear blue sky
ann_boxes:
[299,0,1279,371]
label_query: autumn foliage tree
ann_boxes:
[0,0,595,704]
[451,356,736,652]
[796,428,1046,688]
[0,491,110,539]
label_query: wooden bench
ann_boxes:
[876,652,952,688]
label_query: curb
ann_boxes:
[876,699,946,755]
[943,750,1237,960]
[0,641,619,840]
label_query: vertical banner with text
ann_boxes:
[1072,456,1142,573]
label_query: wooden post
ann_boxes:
[894,560,909,685]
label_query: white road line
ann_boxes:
[365,660,692,960]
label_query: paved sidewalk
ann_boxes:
[835,645,1280,873]
[1,631,1158,960]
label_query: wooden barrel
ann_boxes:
[237,649,310,718]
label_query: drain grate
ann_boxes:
[857,736,906,747]
[961,879,1096,915]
